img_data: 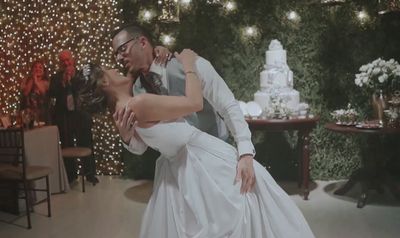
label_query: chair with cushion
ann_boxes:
[0,127,52,229]
[61,147,95,192]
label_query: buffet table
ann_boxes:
[246,117,319,200]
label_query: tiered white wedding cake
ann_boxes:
[254,40,302,115]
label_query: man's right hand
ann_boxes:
[113,107,136,144]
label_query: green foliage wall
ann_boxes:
[118,0,400,179]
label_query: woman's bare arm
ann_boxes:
[127,49,203,123]
[21,78,33,96]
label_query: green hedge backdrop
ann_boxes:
[119,0,400,180]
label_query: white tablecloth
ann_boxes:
[24,126,70,200]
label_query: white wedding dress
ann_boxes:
[136,119,315,238]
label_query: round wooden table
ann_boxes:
[325,123,400,208]
[246,117,319,200]
[325,123,400,135]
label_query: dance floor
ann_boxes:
[0,176,399,238]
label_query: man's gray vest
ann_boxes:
[134,58,226,140]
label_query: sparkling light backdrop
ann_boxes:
[0,0,123,175]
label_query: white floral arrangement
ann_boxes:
[384,109,398,120]
[265,97,292,119]
[354,58,400,91]
[331,104,359,125]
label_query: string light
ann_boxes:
[92,112,123,175]
[160,33,175,46]
[245,26,256,36]
[139,9,155,22]
[143,10,153,20]
[356,10,369,23]
[0,0,123,175]
[287,10,300,22]
[239,25,260,43]
[241,26,259,40]
[224,1,236,12]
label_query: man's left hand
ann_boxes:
[235,155,256,194]
[154,46,172,65]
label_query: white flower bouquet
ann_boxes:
[265,97,292,119]
[354,58,400,92]
[331,104,359,125]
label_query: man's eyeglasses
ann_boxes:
[114,37,138,58]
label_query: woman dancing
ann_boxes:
[78,49,314,238]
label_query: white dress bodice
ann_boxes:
[136,119,201,159]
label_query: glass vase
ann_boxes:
[371,89,387,125]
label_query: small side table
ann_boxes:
[246,117,319,200]
[325,123,400,208]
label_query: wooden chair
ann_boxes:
[0,127,52,229]
[61,147,94,192]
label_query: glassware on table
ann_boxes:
[10,110,22,127]
[21,109,34,129]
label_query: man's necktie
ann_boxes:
[140,72,168,95]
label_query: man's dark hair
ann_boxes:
[111,23,160,94]
[111,23,154,46]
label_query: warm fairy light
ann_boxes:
[241,26,259,41]
[92,112,123,175]
[287,10,300,21]
[224,1,236,11]
[139,9,155,22]
[244,26,257,36]
[0,0,123,175]
[144,10,152,20]
[357,10,369,22]
[160,34,175,46]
